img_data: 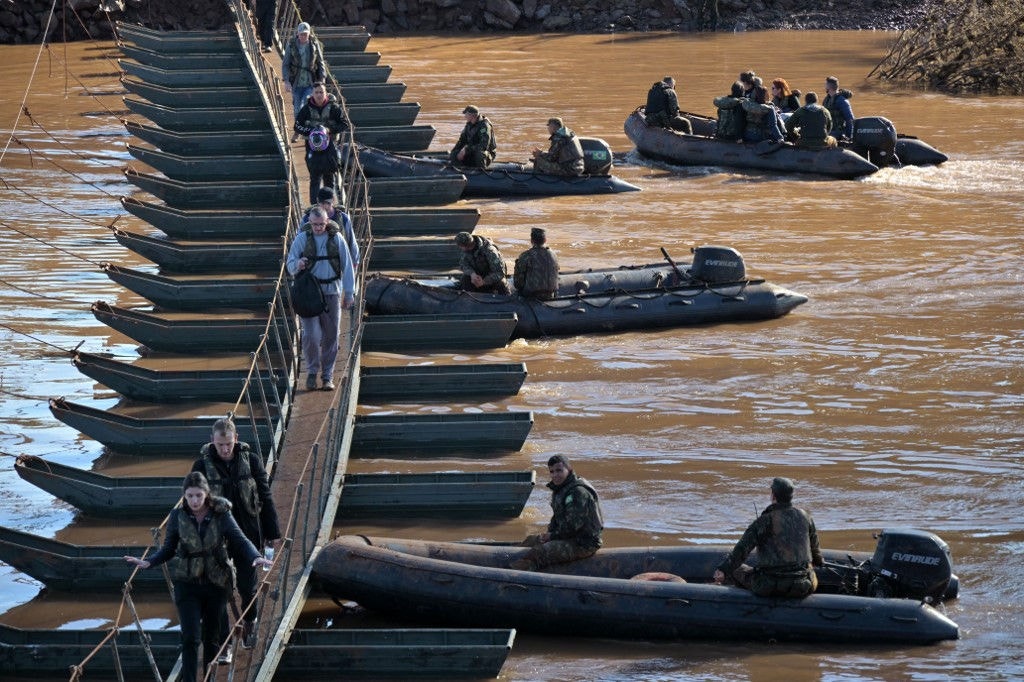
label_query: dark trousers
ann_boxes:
[174,580,228,682]
[308,171,338,205]
[255,0,276,48]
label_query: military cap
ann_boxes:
[454,231,473,246]
[547,117,564,128]
[771,477,794,501]
[462,105,480,115]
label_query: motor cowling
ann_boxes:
[866,528,954,602]
[851,116,898,167]
[580,137,613,175]
[689,246,746,284]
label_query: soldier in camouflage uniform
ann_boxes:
[454,231,511,295]
[450,104,496,168]
[713,477,824,598]
[513,227,559,300]
[644,77,693,133]
[510,455,604,571]
[531,117,586,176]
[124,472,271,682]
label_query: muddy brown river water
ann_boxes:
[0,30,1022,681]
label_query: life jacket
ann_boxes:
[170,497,236,589]
[199,443,262,520]
[300,222,342,283]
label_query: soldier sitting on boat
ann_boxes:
[450,105,496,168]
[531,117,586,177]
[785,92,838,150]
[513,227,559,300]
[511,455,604,572]
[644,76,693,133]
[454,231,511,295]
[713,81,747,142]
[713,477,824,598]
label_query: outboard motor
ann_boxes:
[580,137,614,175]
[689,246,746,284]
[851,116,898,168]
[864,528,955,602]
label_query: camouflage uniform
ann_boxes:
[644,81,693,133]
[713,94,746,141]
[450,116,496,168]
[458,235,510,294]
[513,244,559,300]
[740,98,784,143]
[716,501,824,598]
[785,103,836,149]
[521,471,604,570]
[533,128,586,176]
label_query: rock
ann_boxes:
[381,0,396,15]
[535,3,550,20]
[485,0,521,26]
[0,10,17,28]
[542,13,571,29]
[522,0,536,19]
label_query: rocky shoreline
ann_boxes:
[2,0,925,44]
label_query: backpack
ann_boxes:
[290,268,326,318]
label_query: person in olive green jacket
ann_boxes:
[511,455,604,571]
[450,104,496,168]
[124,472,271,682]
[713,477,824,598]
[785,91,837,149]
[713,81,746,141]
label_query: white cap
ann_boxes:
[296,22,311,34]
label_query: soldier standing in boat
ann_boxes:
[513,227,559,300]
[511,455,604,572]
[823,75,855,142]
[644,77,693,133]
[713,477,824,598]
[450,105,496,168]
[124,471,271,682]
[531,117,586,177]
[454,231,511,295]
[192,418,282,651]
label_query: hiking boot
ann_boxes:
[217,647,233,665]
[305,374,317,391]
[242,620,258,649]
[322,380,336,391]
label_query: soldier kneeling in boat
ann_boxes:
[511,455,604,571]
[713,477,823,598]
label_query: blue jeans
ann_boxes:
[291,85,313,118]
[301,293,341,380]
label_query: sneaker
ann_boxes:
[262,45,272,53]
[305,374,317,391]
[322,380,336,391]
[217,647,233,665]
[242,620,258,649]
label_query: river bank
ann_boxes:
[1,0,925,44]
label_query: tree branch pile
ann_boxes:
[868,0,1024,95]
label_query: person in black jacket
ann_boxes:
[125,472,271,681]
[644,76,692,133]
[294,81,347,204]
[191,419,281,650]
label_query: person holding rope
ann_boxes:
[191,418,281,652]
[124,471,272,682]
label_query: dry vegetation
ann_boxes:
[869,0,1024,95]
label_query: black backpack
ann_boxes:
[290,269,327,318]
